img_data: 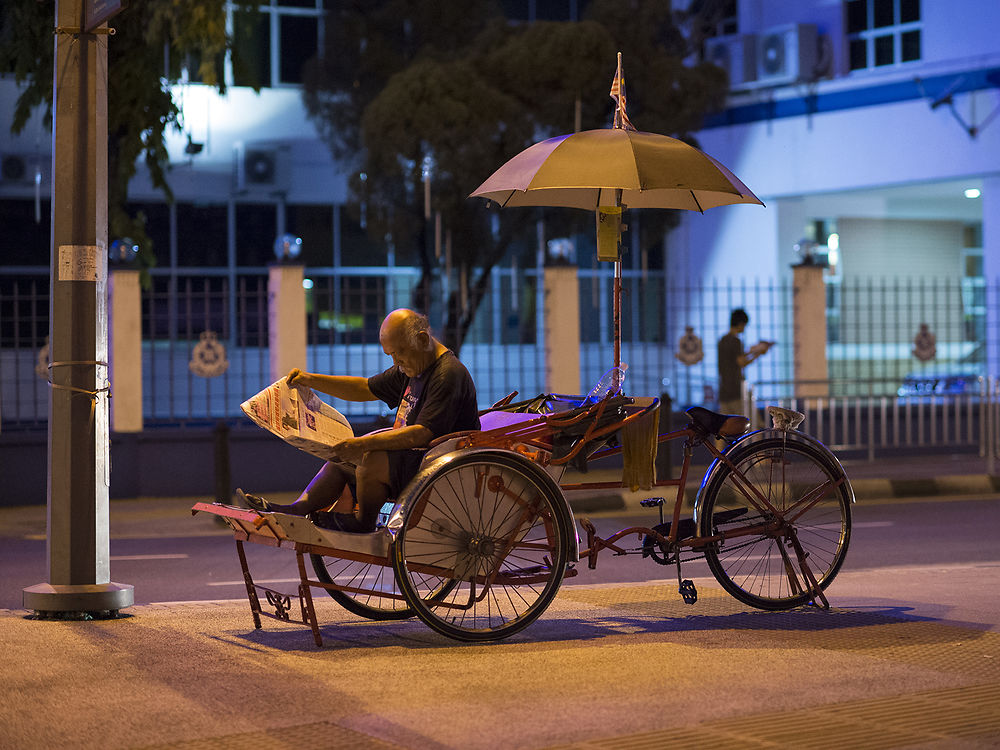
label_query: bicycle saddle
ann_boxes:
[685,406,750,438]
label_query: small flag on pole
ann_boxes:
[609,52,635,131]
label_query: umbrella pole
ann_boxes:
[613,189,623,373]
[613,257,621,372]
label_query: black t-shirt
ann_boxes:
[367,350,480,439]
[717,332,744,402]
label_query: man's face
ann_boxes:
[381,328,426,378]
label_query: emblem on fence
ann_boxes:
[912,323,936,362]
[675,326,704,365]
[189,331,229,377]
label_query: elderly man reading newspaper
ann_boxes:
[239,309,480,533]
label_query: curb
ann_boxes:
[564,473,1000,514]
[852,474,1000,501]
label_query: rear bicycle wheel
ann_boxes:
[699,435,852,610]
[392,452,572,641]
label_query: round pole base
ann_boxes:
[23,582,134,617]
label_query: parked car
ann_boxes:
[897,344,986,397]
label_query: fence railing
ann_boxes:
[748,377,997,462]
[2,269,997,452]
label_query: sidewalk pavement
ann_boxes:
[2,452,999,749]
[3,571,1000,750]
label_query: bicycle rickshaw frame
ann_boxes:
[193,390,855,646]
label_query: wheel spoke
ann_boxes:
[310,554,413,620]
[702,437,851,610]
[393,454,569,640]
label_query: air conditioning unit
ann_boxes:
[704,34,757,90]
[233,142,291,194]
[753,24,818,88]
[1,154,48,185]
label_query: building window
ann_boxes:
[846,0,921,71]
[287,204,333,266]
[0,199,51,265]
[715,0,739,36]
[177,203,229,267]
[230,1,324,88]
[697,0,739,41]
[236,203,278,265]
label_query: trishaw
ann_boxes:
[192,56,853,644]
[193,371,853,645]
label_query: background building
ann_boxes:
[676,0,1000,383]
[2,0,998,434]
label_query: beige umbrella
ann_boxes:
[470,53,764,371]
[470,127,763,213]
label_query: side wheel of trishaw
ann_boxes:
[697,433,853,610]
[310,555,415,621]
[310,546,461,622]
[391,450,574,641]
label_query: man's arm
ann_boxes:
[737,341,773,367]
[286,368,378,402]
[333,424,433,464]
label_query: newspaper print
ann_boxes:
[241,377,354,461]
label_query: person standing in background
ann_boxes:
[717,308,773,415]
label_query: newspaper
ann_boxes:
[240,377,354,461]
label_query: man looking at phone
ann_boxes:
[717,308,773,415]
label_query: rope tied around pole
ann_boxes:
[47,361,112,423]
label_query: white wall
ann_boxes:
[0,78,52,199]
[154,85,350,205]
[838,218,964,279]
[923,0,1000,62]
[681,90,997,285]
[836,218,966,350]
[699,96,1000,201]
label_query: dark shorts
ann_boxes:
[387,449,427,498]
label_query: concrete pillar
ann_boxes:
[792,262,829,399]
[543,265,581,395]
[108,269,143,432]
[984,177,1000,467]
[268,263,307,382]
[983,176,1000,380]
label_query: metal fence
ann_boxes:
[2,268,997,462]
[747,377,995,461]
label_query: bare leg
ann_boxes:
[264,461,355,515]
[354,451,391,531]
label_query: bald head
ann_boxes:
[380,309,438,377]
[380,309,431,347]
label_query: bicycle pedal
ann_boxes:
[640,497,665,508]
[678,579,698,604]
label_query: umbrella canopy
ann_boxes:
[470,127,763,212]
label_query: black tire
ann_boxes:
[699,434,852,610]
[391,451,572,641]
[310,554,415,621]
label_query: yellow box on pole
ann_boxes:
[596,206,621,262]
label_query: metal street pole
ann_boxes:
[23,0,133,616]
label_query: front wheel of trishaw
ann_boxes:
[391,451,572,642]
[699,434,853,610]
